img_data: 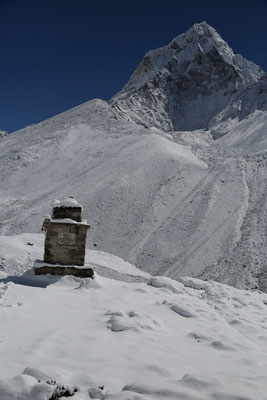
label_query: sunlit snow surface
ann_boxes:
[0,234,267,399]
[1,98,267,291]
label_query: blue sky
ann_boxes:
[1,0,266,132]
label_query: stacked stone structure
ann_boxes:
[34,196,94,278]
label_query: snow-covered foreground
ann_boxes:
[0,235,267,399]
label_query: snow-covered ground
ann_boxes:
[1,97,267,290]
[1,22,267,399]
[0,234,267,399]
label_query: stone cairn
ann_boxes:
[34,196,94,278]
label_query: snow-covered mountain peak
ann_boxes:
[118,22,235,92]
[110,23,264,132]
[170,21,234,64]
[121,22,261,91]
[184,21,219,37]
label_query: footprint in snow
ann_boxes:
[211,340,236,351]
[105,310,138,332]
[128,311,138,318]
[147,276,183,293]
[178,373,222,390]
[0,301,23,308]
[187,332,211,343]
[134,288,147,293]
[105,310,124,317]
[187,332,236,351]
[211,393,253,400]
[107,315,133,332]
[105,310,159,332]
[229,319,241,326]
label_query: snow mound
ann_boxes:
[0,371,81,400]
[169,303,197,318]
[0,374,53,400]
[176,276,208,290]
[147,276,184,293]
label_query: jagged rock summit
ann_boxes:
[111,22,265,132]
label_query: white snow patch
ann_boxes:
[53,196,82,209]
[0,247,267,399]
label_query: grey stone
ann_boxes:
[44,222,89,266]
[34,265,94,278]
[36,198,93,278]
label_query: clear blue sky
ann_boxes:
[1,0,266,132]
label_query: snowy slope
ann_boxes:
[0,100,213,279]
[1,99,267,290]
[0,237,267,399]
[1,23,267,291]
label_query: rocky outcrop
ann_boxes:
[0,129,8,138]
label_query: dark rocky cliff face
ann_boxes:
[110,22,264,132]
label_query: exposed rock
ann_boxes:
[34,264,94,278]
[44,221,89,266]
[0,129,8,138]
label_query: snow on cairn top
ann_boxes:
[52,196,82,209]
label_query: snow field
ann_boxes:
[0,235,267,399]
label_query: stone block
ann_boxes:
[44,222,89,266]
[34,265,94,278]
